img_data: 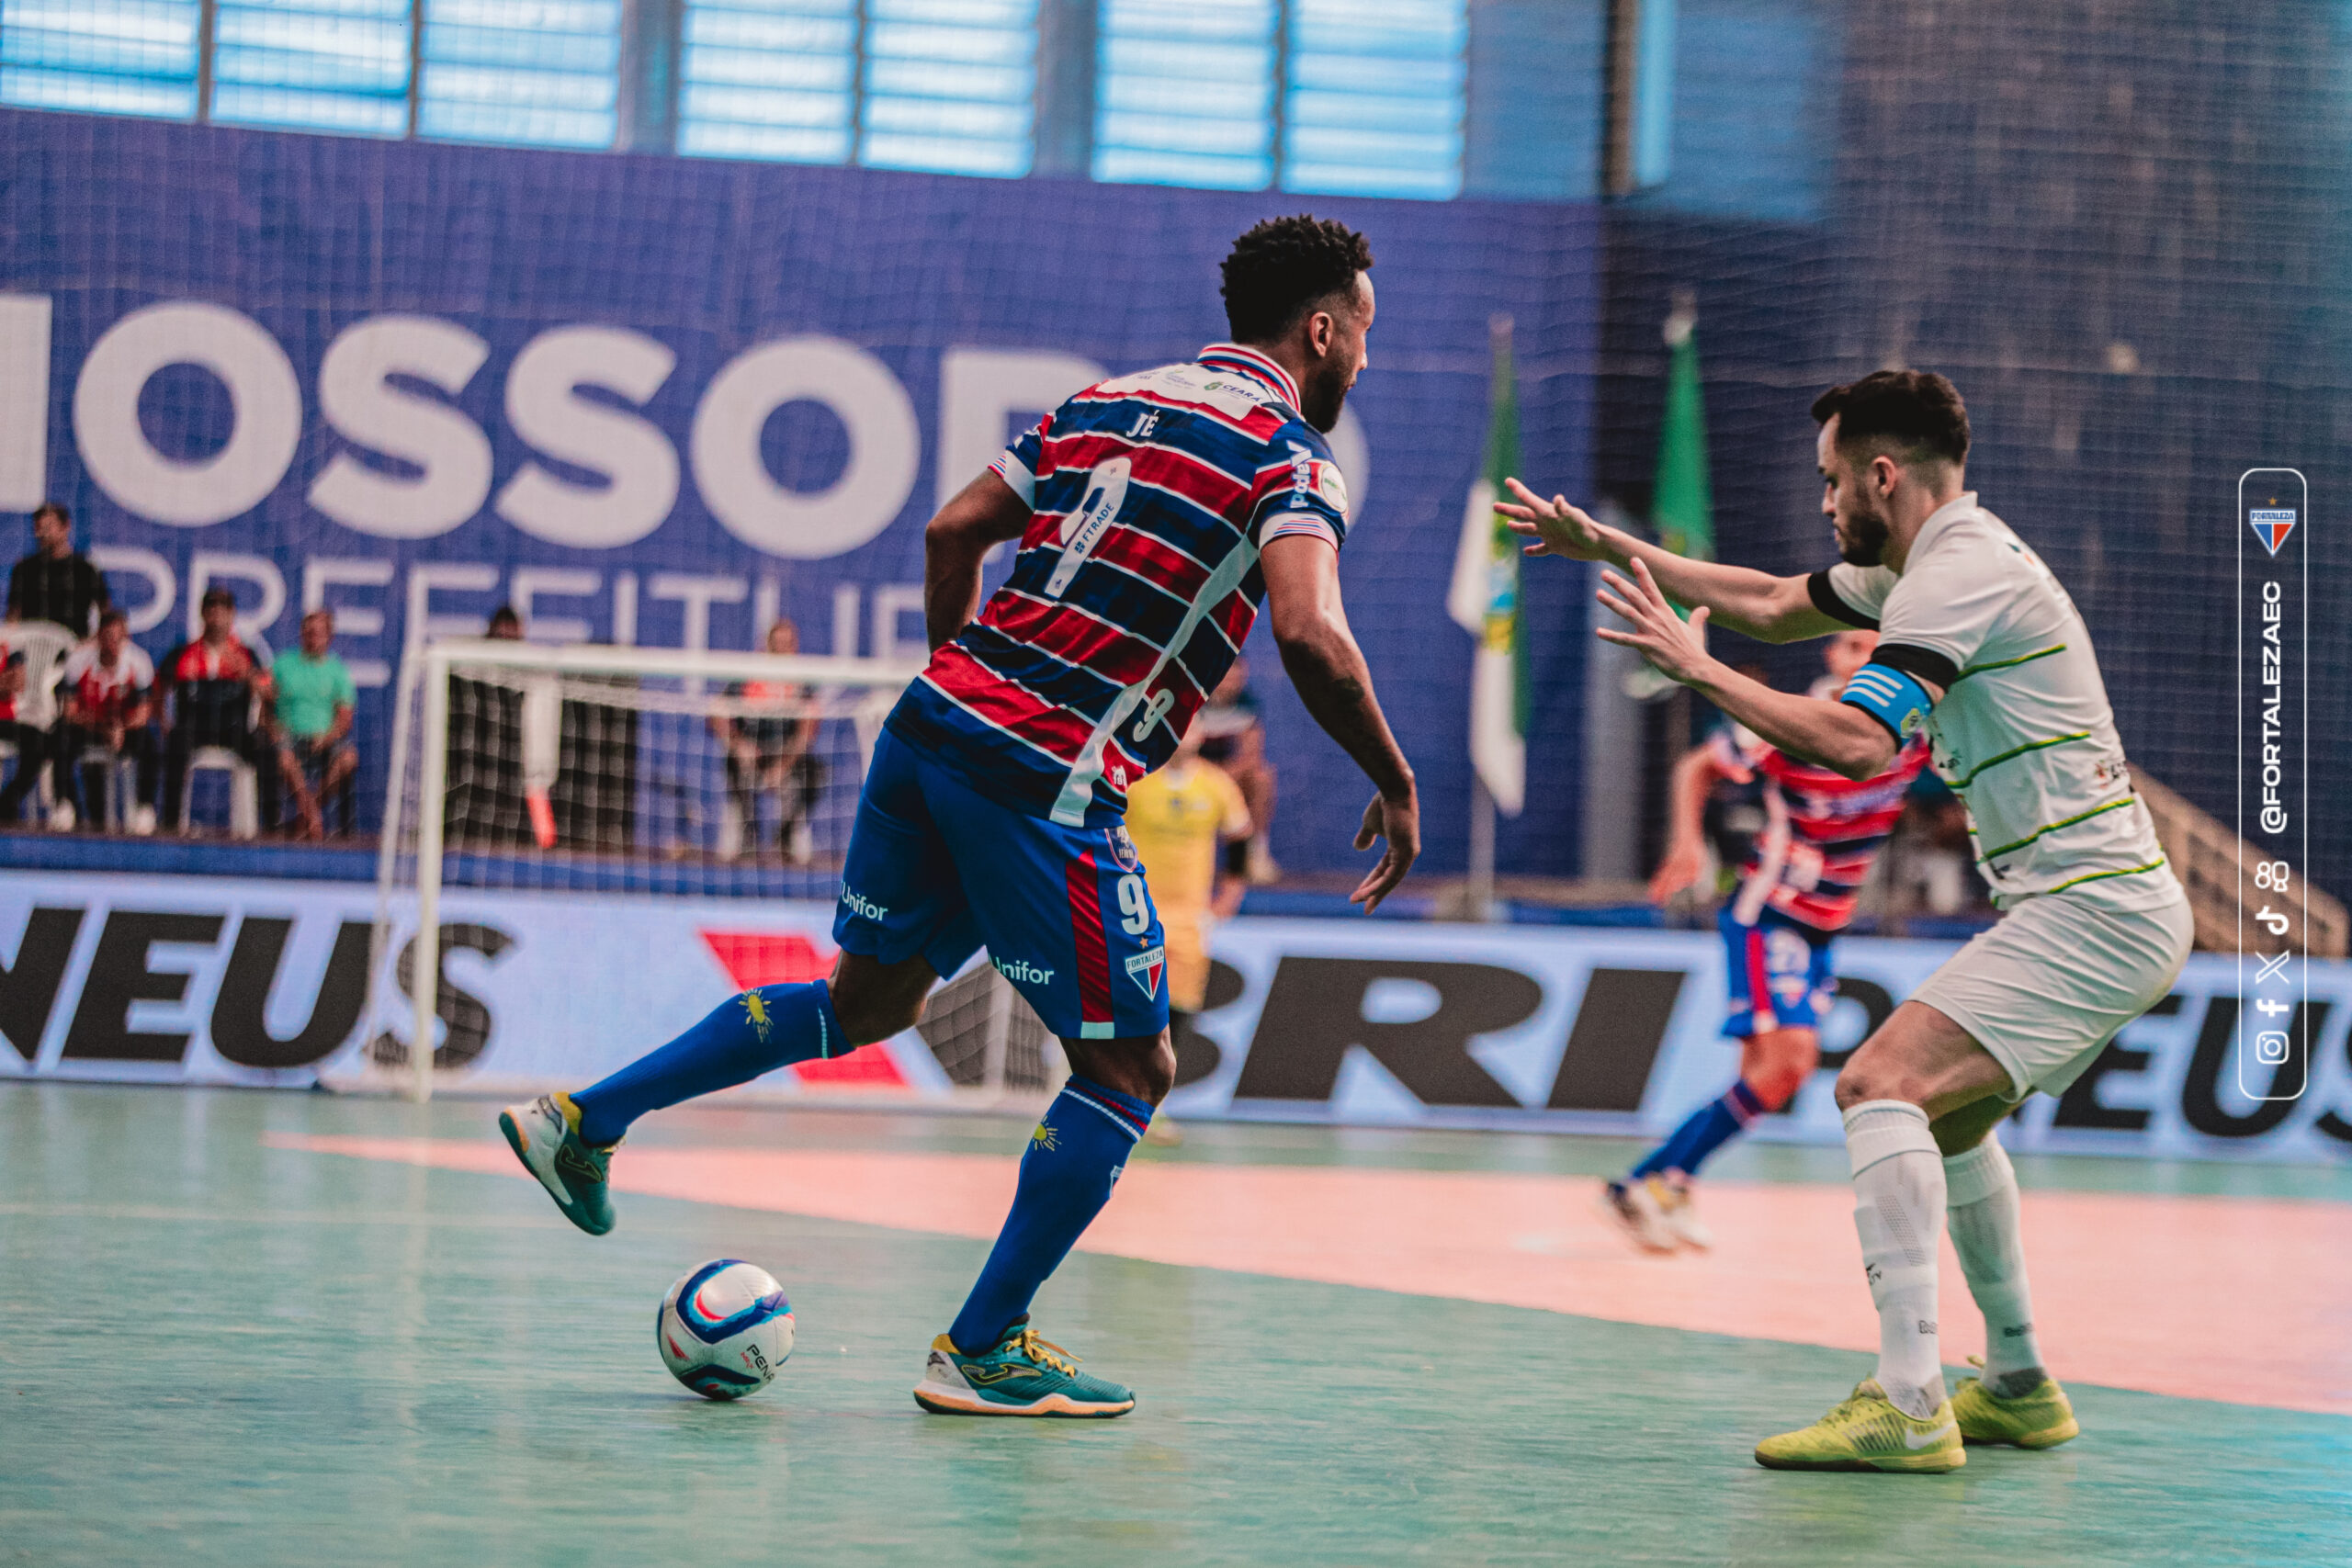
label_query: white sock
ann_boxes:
[1944,1138,2044,1393]
[1844,1100,1948,1418]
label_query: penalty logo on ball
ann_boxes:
[656,1258,795,1401]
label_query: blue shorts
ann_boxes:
[834,729,1170,1041]
[1719,905,1837,1037]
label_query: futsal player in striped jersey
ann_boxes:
[1603,629,1928,1252]
[502,216,1420,1416]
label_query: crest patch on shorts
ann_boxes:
[1125,947,1165,999]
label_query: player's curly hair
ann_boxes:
[1811,370,1970,467]
[1220,215,1374,344]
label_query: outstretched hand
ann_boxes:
[1595,558,1716,688]
[1494,478,1613,561]
[1351,791,1419,914]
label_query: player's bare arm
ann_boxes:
[1260,532,1419,913]
[1597,558,1934,781]
[1495,478,1850,642]
[1649,740,1748,904]
[922,469,1032,650]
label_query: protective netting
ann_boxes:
[913,961,1061,1098]
[384,656,895,903]
[1594,0,2351,901]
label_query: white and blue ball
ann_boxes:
[657,1259,794,1400]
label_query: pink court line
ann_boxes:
[266,1134,2352,1418]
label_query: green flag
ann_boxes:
[1653,309,1713,562]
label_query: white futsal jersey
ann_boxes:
[1810,492,2182,912]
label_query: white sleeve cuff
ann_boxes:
[990,452,1035,507]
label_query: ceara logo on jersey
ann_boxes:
[1125,946,1166,999]
[996,956,1056,986]
[842,887,888,921]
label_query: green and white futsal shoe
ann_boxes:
[913,1316,1136,1417]
[1754,1380,1966,1472]
[1655,1175,1714,1249]
[1598,1177,1678,1253]
[498,1091,617,1236]
[1954,1359,2081,1449]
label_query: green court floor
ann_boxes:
[3,1083,2346,1566]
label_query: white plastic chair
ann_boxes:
[180,747,258,839]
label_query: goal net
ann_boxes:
[337,637,1064,1107]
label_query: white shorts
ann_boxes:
[1911,880,2194,1101]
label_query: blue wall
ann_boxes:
[0,108,1600,880]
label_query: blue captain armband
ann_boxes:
[1839,661,1936,742]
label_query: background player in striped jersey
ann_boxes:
[501,216,1419,1417]
[1603,629,1928,1251]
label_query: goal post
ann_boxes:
[345,636,1064,1108]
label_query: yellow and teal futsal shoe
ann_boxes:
[498,1092,617,1236]
[1754,1380,1966,1472]
[1954,1359,2081,1449]
[912,1316,1136,1417]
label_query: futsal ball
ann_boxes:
[657,1259,794,1400]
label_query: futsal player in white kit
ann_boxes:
[1500,369,2192,1472]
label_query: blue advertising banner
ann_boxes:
[0,110,1600,874]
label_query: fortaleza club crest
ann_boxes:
[1104,826,1143,874]
[1125,947,1166,999]
[2249,504,2297,556]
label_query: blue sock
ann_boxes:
[948,1076,1153,1354]
[571,983,845,1145]
[1630,1078,1767,1181]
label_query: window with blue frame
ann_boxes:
[1093,0,1275,191]
[211,0,412,136]
[1283,0,1462,198]
[677,0,854,164]
[680,0,1035,175]
[0,0,202,120]
[418,0,618,149]
[861,0,1035,177]
[0,0,1471,195]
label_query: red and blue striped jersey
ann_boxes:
[888,344,1351,825]
[1718,687,1931,931]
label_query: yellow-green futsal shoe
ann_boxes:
[1754,1380,1966,1472]
[913,1317,1136,1417]
[499,1091,617,1235]
[1954,1360,2081,1449]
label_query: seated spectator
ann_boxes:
[271,608,358,840]
[1193,660,1279,883]
[712,618,824,863]
[8,501,109,637]
[56,610,159,833]
[161,588,277,832]
[0,627,51,824]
